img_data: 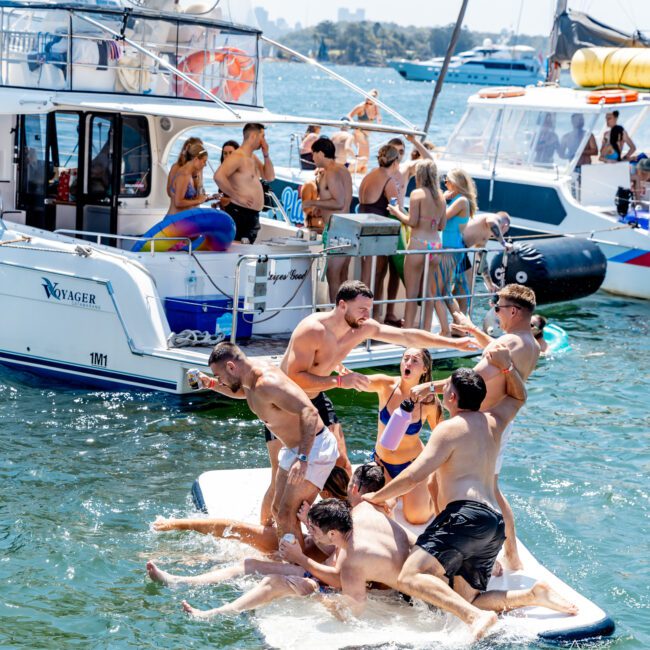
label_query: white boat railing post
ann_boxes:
[366,255,377,352]
[419,249,431,330]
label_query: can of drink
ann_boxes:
[281,533,296,545]
[187,368,201,390]
[389,197,398,206]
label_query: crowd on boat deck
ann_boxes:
[148,277,577,640]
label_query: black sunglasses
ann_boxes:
[494,303,521,313]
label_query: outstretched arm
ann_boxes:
[198,371,246,398]
[451,311,493,349]
[366,319,479,352]
[407,134,433,160]
[364,423,453,504]
[280,540,341,588]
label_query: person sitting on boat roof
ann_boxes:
[531,314,549,355]
[299,125,321,170]
[602,110,636,162]
[534,113,560,165]
[348,89,381,174]
[166,136,204,199]
[330,118,357,167]
[150,465,350,556]
[558,113,598,169]
[214,123,275,244]
[167,142,209,216]
[599,125,626,163]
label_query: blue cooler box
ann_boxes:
[164,295,253,341]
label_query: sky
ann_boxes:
[252,0,650,36]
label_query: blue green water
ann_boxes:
[1,64,649,648]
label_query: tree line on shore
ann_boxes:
[276,21,547,67]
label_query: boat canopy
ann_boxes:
[0,2,263,107]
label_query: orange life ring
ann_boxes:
[478,86,526,99]
[586,88,639,105]
[175,47,256,102]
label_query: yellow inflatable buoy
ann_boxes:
[571,47,650,90]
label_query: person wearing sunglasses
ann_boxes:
[411,283,539,573]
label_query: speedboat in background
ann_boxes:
[388,39,544,86]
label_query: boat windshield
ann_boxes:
[0,3,262,106]
[444,105,604,175]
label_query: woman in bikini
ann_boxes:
[364,348,443,524]
[432,168,476,335]
[166,136,204,199]
[167,142,209,216]
[348,88,381,173]
[387,159,446,329]
[358,144,400,320]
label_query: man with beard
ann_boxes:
[280,280,479,479]
[199,342,337,545]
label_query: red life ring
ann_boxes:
[586,88,639,105]
[175,47,256,102]
[478,86,526,99]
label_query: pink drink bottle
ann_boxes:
[379,400,415,451]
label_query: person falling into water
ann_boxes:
[195,342,338,546]
[214,123,275,243]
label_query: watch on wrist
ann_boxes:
[297,453,308,462]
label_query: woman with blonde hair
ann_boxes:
[167,142,209,216]
[433,168,478,334]
[167,136,204,198]
[387,159,446,329]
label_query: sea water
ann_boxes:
[1,63,648,649]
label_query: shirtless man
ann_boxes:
[150,464,386,616]
[460,210,511,293]
[330,120,357,167]
[197,341,337,544]
[281,280,479,481]
[301,137,354,302]
[365,359,576,640]
[214,122,274,243]
[414,284,540,571]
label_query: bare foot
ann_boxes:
[146,561,179,586]
[491,560,503,577]
[470,611,498,640]
[182,600,221,619]
[531,582,579,615]
[152,517,176,532]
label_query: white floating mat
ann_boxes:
[192,468,614,648]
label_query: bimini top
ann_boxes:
[0,1,264,108]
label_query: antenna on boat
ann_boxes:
[421,0,469,139]
[70,11,242,118]
[261,36,417,132]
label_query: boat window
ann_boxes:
[492,109,595,174]
[443,106,500,164]
[120,116,151,198]
[0,6,261,107]
[47,113,81,203]
[88,116,114,201]
[20,114,47,199]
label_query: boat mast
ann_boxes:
[421,0,469,139]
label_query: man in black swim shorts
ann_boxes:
[214,123,274,244]
[364,353,576,639]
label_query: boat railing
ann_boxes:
[0,3,261,106]
[229,246,492,346]
[54,229,193,254]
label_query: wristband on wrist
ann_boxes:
[501,363,514,374]
[208,377,217,389]
[336,375,342,388]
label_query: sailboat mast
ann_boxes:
[421,0,469,138]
